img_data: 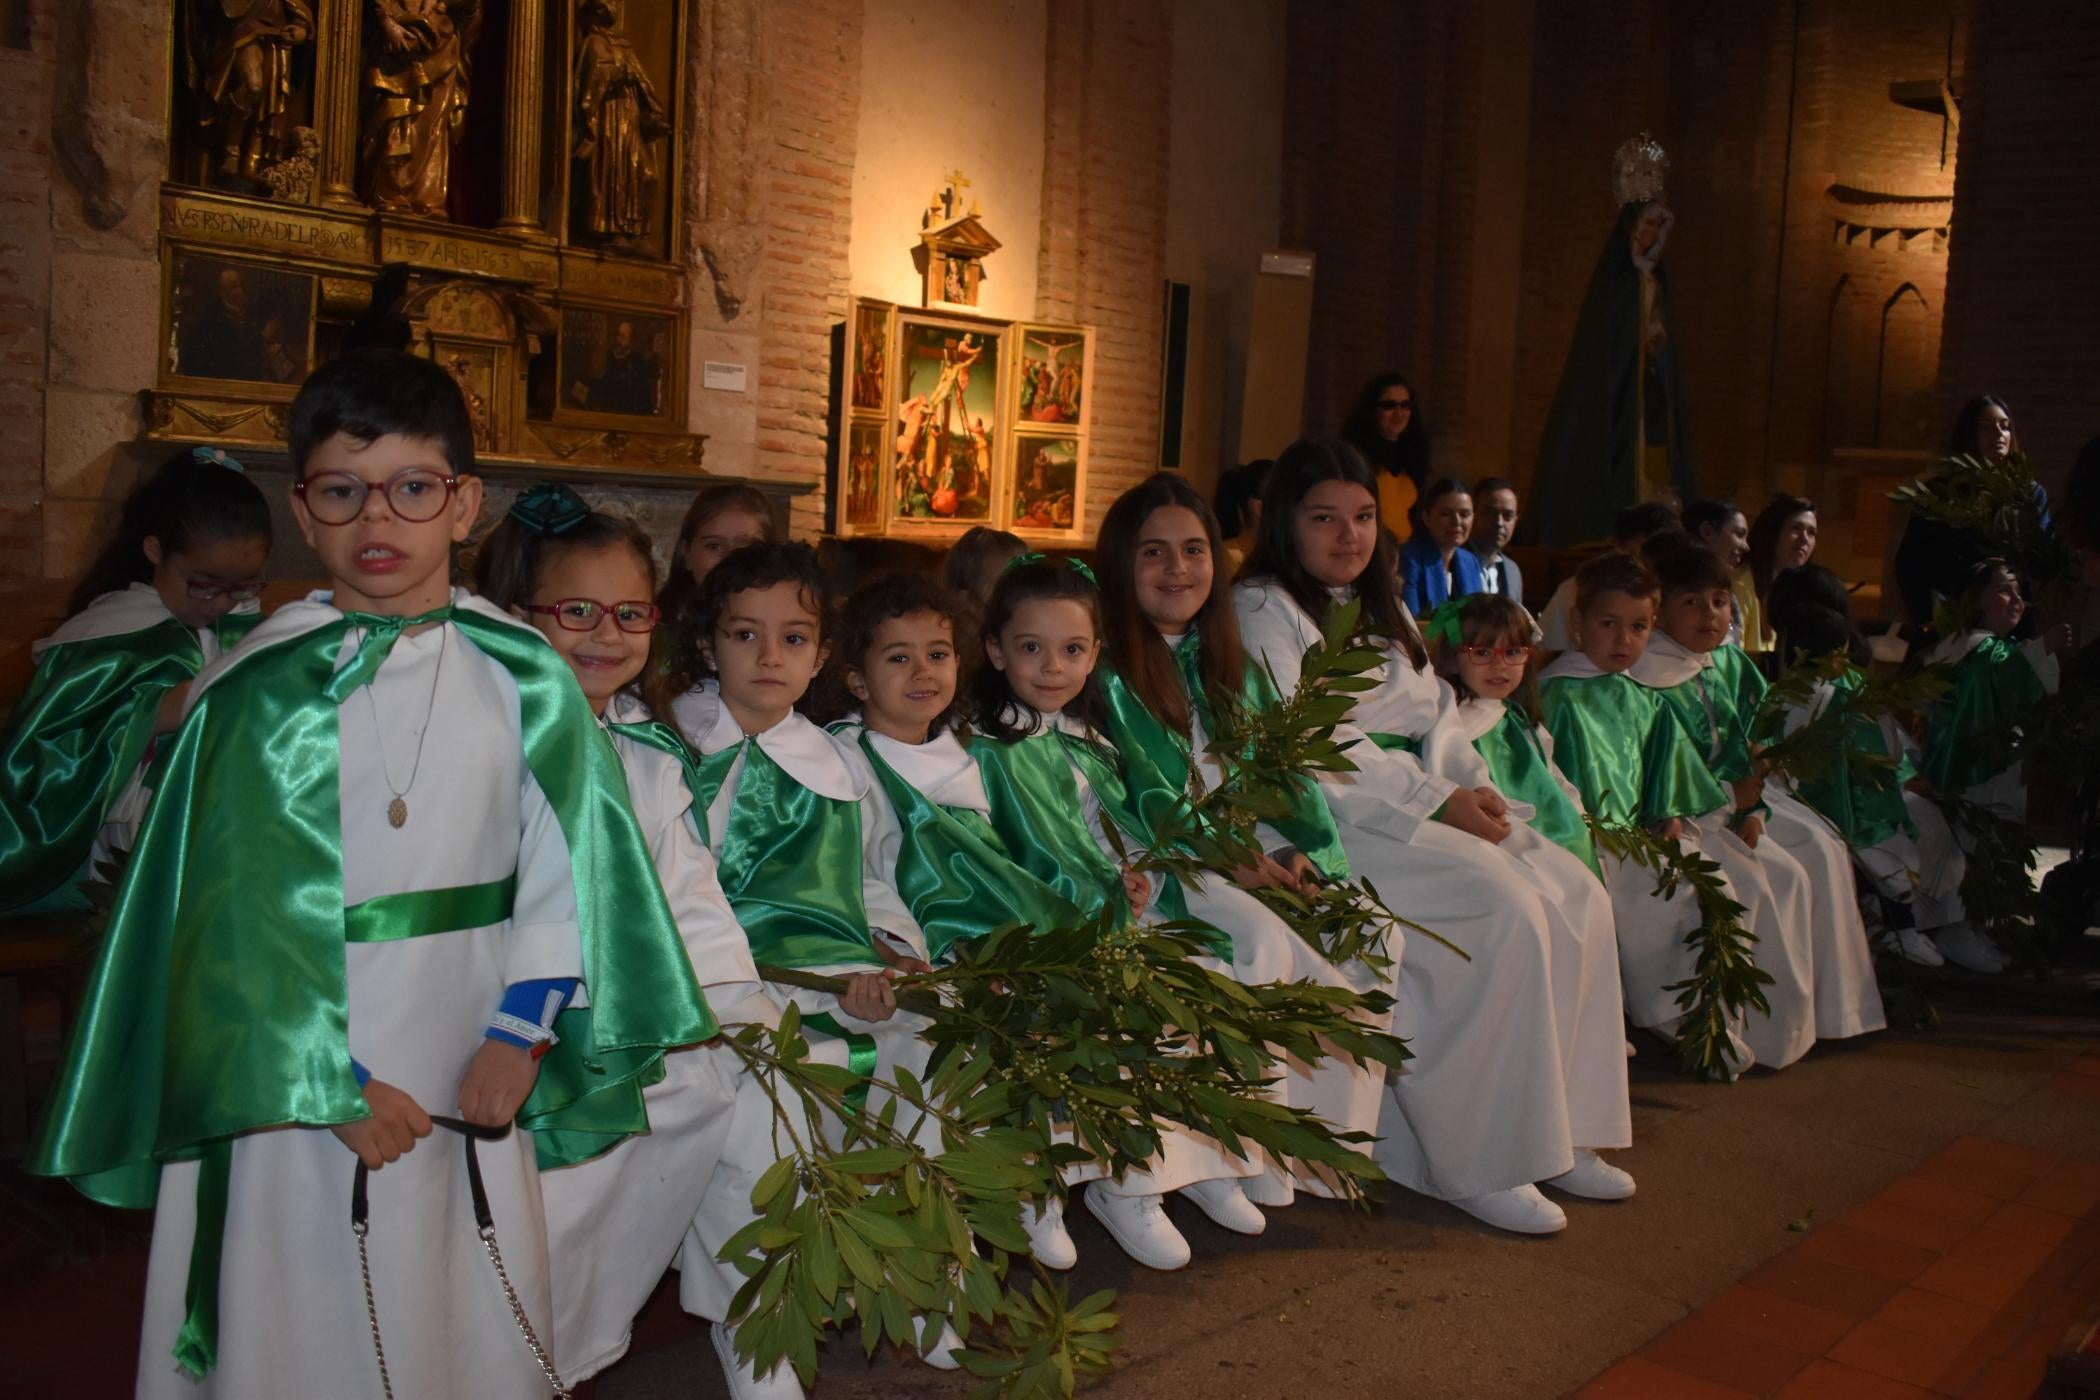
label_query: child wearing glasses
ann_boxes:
[473,484,765,1389]
[0,447,268,913]
[31,351,715,1399]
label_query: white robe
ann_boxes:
[541,691,758,1382]
[1235,581,1627,1198]
[670,690,942,1323]
[1629,635,1884,1041]
[138,591,570,1400]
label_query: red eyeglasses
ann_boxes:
[1461,644,1533,664]
[519,598,662,633]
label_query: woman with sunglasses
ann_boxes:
[0,446,270,913]
[1341,373,1429,544]
[1234,439,1634,1237]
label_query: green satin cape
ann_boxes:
[1539,671,1728,826]
[29,605,717,1203]
[692,737,881,971]
[1475,707,1600,876]
[0,612,256,915]
[1097,638,1351,880]
[1922,638,2046,792]
[856,733,1082,961]
[1763,668,1917,849]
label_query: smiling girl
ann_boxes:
[1234,439,1633,1235]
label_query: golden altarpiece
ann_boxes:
[150,0,711,481]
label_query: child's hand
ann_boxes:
[839,970,899,1023]
[1650,817,1684,842]
[1904,776,1934,797]
[458,1040,541,1129]
[1121,866,1152,910]
[2045,622,2076,655]
[1733,812,1765,849]
[332,1078,433,1169]
[1473,786,1510,819]
[153,682,193,736]
[1731,772,1764,810]
[1277,850,1322,893]
[1437,786,1511,845]
[872,941,932,976]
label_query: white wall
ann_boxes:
[849,0,1046,318]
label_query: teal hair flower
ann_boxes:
[191,445,247,474]
[508,482,590,535]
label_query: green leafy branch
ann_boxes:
[1890,451,2070,589]
[1585,813,1770,1082]
[1750,652,1949,789]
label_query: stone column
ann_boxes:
[498,0,548,233]
[317,0,363,208]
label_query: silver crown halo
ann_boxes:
[1612,131,1669,207]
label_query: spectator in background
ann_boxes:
[941,526,1027,611]
[1213,458,1274,576]
[1399,477,1486,616]
[1894,395,2054,629]
[1747,495,1818,642]
[1538,501,1679,650]
[1342,373,1429,544]
[1468,477,1524,608]
[1684,498,1768,651]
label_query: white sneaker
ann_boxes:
[1448,1184,1568,1235]
[919,1321,964,1371]
[1893,926,1945,966]
[1544,1149,1637,1201]
[1241,1166,1297,1208]
[1934,924,2010,973]
[713,1322,807,1400]
[1081,1186,1192,1269]
[1021,1197,1077,1269]
[1179,1177,1267,1236]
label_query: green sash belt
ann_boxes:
[342,874,518,943]
[1369,732,1421,755]
[803,1011,876,1115]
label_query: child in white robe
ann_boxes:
[664,542,952,1398]
[1234,439,1635,1236]
[32,353,715,1399]
[476,489,766,1387]
[1630,543,1884,1039]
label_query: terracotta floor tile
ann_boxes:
[1742,1252,1906,1320]
[1869,1286,1993,1347]
[1828,1317,1973,1389]
[2048,1070,2100,1101]
[1840,1197,1976,1252]
[1577,1356,1757,1399]
[1872,1175,2005,1228]
[1948,1200,2082,1278]
[2021,1158,2100,1218]
[1697,1284,1855,1355]
[1910,1255,2028,1310]
[1774,1359,1934,1400]
[1913,1159,2032,1202]
[1640,1314,1817,1395]
[1961,1353,2050,1400]
[2065,1053,2100,1080]
[1925,1137,2060,1197]
[1794,1222,1940,1284]
[2033,1220,2100,1289]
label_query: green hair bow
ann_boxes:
[1423,597,1468,651]
[1006,551,1097,584]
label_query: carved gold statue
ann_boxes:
[573,0,670,244]
[184,0,316,187]
[361,0,483,217]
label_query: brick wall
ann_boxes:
[1940,0,2100,496]
[0,1,52,577]
[1037,0,1174,536]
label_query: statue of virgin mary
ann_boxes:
[1531,133,1694,545]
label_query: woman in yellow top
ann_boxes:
[1342,373,1428,543]
[1212,458,1273,576]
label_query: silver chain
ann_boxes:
[480,1223,572,1399]
[355,1217,395,1400]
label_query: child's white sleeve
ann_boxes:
[507,769,588,986]
[2021,637,2062,696]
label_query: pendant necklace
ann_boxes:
[363,622,448,829]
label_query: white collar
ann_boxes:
[36,582,181,655]
[997,701,1096,743]
[605,689,655,726]
[691,694,866,801]
[1627,630,1712,689]
[865,727,990,814]
[1539,650,1612,682]
[1451,696,1507,744]
[1924,629,1995,668]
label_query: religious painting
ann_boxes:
[848,300,891,412]
[1010,433,1084,538]
[891,314,1003,528]
[843,421,884,529]
[1016,326,1087,427]
[167,252,315,387]
[560,306,674,420]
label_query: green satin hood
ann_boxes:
[1539,670,1728,826]
[1475,707,1600,876]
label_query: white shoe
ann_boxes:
[1893,926,1945,966]
[713,1322,807,1400]
[919,1321,964,1371]
[1545,1149,1637,1201]
[1081,1185,1192,1269]
[1241,1166,1297,1208]
[1934,924,2009,973]
[1022,1197,1077,1269]
[1180,1177,1267,1236]
[1448,1185,1567,1235]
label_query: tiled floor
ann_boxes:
[1575,1063,2100,1400]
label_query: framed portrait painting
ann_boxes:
[165,251,315,391]
[560,306,678,424]
[889,312,1006,532]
